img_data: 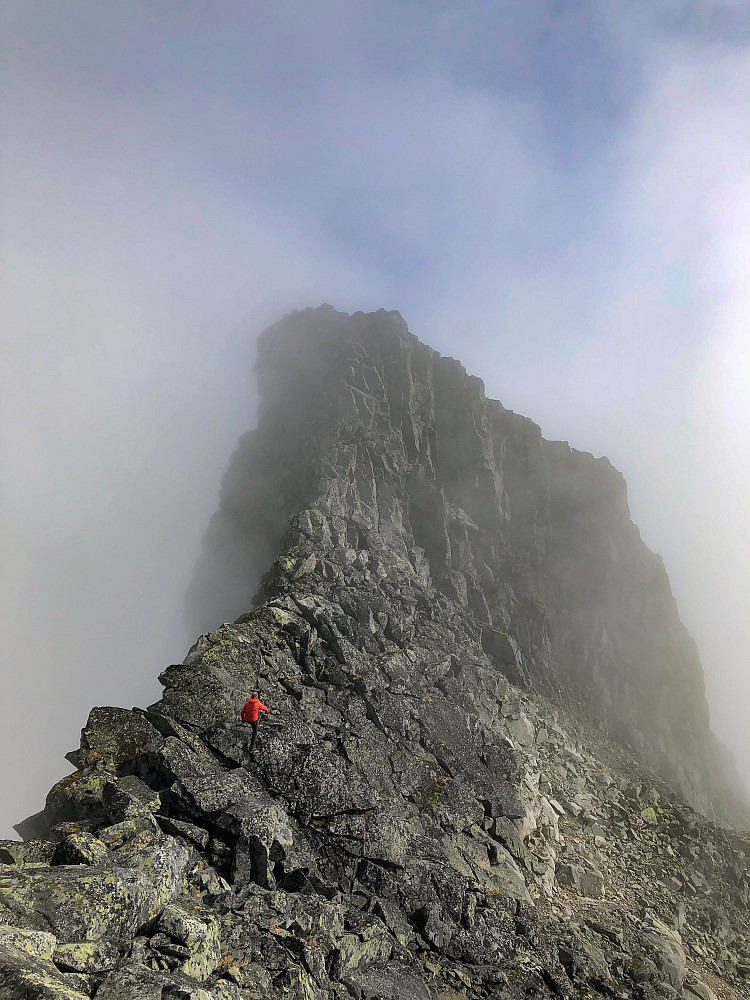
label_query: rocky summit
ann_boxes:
[3,307,750,1000]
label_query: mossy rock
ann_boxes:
[0,941,89,999]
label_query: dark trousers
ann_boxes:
[248,719,259,750]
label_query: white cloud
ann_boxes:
[2,1,750,833]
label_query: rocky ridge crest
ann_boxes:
[2,306,749,1000]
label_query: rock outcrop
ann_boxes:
[188,306,740,822]
[3,306,749,999]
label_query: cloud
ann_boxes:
[2,1,750,833]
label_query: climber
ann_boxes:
[241,691,269,751]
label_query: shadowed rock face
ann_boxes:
[187,305,739,822]
[3,306,750,999]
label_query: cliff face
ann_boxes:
[187,305,733,821]
[3,306,749,1000]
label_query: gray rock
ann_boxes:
[13,810,59,843]
[54,939,120,973]
[506,713,535,747]
[0,839,56,866]
[346,959,431,1000]
[0,942,89,999]
[155,896,220,981]
[5,306,750,1000]
[556,863,605,898]
[0,923,56,960]
[0,835,191,948]
[52,833,109,866]
[43,772,109,829]
[156,816,210,849]
[683,973,717,1000]
[102,775,161,822]
[95,962,182,1000]
[97,814,158,849]
[644,916,686,988]
[78,707,163,773]
[0,864,149,945]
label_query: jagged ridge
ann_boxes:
[188,305,741,822]
[1,306,749,1000]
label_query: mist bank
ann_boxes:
[3,2,749,833]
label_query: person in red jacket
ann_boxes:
[241,691,269,751]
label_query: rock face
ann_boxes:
[188,306,738,823]
[3,305,750,999]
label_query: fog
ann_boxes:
[2,1,749,836]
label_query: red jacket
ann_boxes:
[241,698,269,723]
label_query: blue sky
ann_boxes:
[2,1,750,834]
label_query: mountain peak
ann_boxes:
[188,307,742,823]
[3,307,749,1000]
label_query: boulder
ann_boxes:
[155,896,221,981]
[94,962,183,1000]
[157,816,210,849]
[683,973,717,1000]
[0,837,191,947]
[1,839,56,865]
[102,775,161,822]
[0,941,89,999]
[0,923,56,960]
[643,916,686,989]
[44,771,110,828]
[345,958,432,1000]
[506,713,535,748]
[12,811,53,843]
[78,708,163,773]
[52,833,109,866]
[97,814,159,850]
[223,798,297,888]
[116,837,194,917]
[53,939,120,973]
[556,864,605,898]
[0,864,149,945]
